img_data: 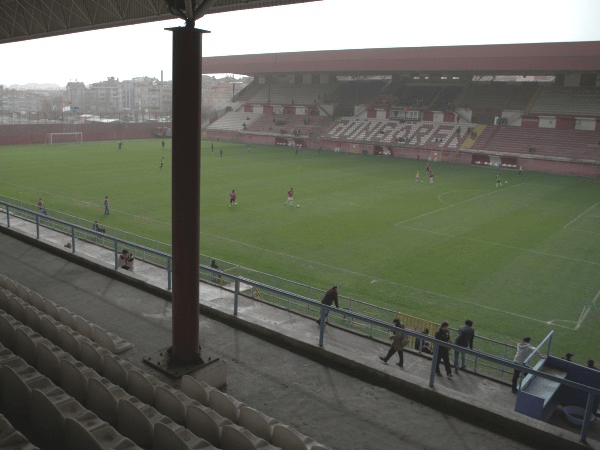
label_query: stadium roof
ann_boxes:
[0,0,317,44]
[202,41,600,76]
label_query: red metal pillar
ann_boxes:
[170,26,204,364]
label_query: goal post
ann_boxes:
[45,132,83,145]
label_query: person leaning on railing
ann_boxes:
[454,319,474,373]
[210,259,222,284]
[511,337,546,393]
[315,285,338,326]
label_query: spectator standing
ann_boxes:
[104,196,110,215]
[562,352,574,362]
[379,318,409,367]
[37,198,48,216]
[511,337,546,393]
[454,320,474,373]
[588,360,598,370]
[316,285,339,326]
[434,321,453,377]
[229,190,237,207]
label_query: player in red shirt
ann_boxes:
[284,188,294,207]
[229,190,237,207]
[429,171,435,184]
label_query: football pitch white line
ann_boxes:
[394,183,524,226]
[200,230,574,329]
[563,202,599,230]
[561,227,600,236]
[396,225,600,267]
[575,290,599,330]
[437,190,486,206]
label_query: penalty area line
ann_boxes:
[394,183,524,226]
[575,289,599,330]
[563,202,598,230]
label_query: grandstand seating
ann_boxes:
[203,77,600,165]
[234,82,262,103]
[470,125,600,161]
[325,118,473,149]
[0,413,38,449]
[395,86,442,108]
[431,86,463,110]
[208,103,600,162]
[246,114,332,137]
[506,83,540,111]
[0,273,331,450]
[326,80,388,105]
[460,83,535,110]
[245,84,338,105]
[530,86,600,116]
[207,112,262,132]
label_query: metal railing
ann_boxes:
[0,200,172,290]
[199,270,600,444]
[2,200,599,442]
[0,198,529,378]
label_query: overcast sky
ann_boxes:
[1,0,599,87]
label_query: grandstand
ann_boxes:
[2,3,600,447]
[202,43,600,178]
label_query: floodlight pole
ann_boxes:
[169,25,206,365]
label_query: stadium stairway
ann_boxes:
[0,217,598,449]
[460,124,487,150]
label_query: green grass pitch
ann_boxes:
[1,139,599,361]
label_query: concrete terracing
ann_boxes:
[0,217,598,450]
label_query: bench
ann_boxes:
[515,361,567,421]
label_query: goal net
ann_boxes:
[45,132,83,145]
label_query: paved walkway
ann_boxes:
[0,216,598,450]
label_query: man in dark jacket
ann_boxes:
[454,319,474,373]
[435,321,453,377]
[316,285,338,326]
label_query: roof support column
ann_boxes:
[170,25,204,365]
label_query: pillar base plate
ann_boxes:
[143,346,218,379]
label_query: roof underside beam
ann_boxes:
[0,0,318,44]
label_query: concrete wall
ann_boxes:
[0,123,162,146]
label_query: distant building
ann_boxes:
[66,81,89,112]
[88,77,123,117]
[1,74,249,121]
